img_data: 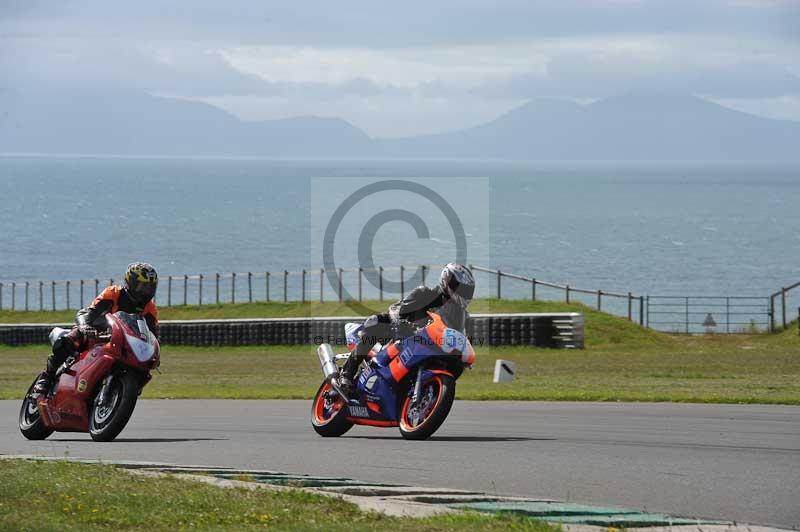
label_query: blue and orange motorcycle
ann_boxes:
[311,307,476,440]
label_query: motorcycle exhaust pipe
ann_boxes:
[317,343,339,381]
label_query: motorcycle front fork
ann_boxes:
[410,366,424,406]
[95,375,113,406]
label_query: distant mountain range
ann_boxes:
[1,89,798,160]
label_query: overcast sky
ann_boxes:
[3,1,799,137]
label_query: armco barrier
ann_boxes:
[0,313,584,349]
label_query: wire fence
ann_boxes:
[0,265,796,334]
[769,281,800,332]
[645,296,771,334]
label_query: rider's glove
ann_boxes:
[392,319,417,339]
[78,325,98,342]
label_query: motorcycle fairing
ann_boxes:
[38,347,116,431]
[354,329,458,423]
[36,311,158,433]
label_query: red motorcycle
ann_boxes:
[19,311,160,442]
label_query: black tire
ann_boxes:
[19,378,53,441]
[89,372,139,442]
[399,374,456,440]
[311,381,353,437]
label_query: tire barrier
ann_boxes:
[0,313,583,349]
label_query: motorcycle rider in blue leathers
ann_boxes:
[337,263,475,398]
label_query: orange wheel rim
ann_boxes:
[314,382,344,425]
[400,375,443,431]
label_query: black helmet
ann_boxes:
[124,262,158,306]
[439,263,475,308]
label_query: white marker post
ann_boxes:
[493,359,516,383]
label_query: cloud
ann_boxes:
[3,0,798,47]
[473,47,800,100]
[218,36,800,101]
[0,40,410,99]
[2,1,800,134]
[219,45,545,89]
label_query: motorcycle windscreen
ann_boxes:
[116,312,158,362]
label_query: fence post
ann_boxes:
[319,268,324,303]
[726,296,730,333]
[565,285,570,303]
[215,273,220,304]
[183,275,188,306]
[283,270,288,302]
[109,278,114,287]
[531,278,536,301]
[248,272,253,303]
[301,270,306,303]
[51,281,56,311]
[769,295,775,332]
[94,279,99,298]
[781,287,787,329]
[199,274,203,305]
[168,276,172,307]
[11,282,15,311]
[685,296,690,333]
[80,280,84,308]
[627,292,632,321]
[0,282,3,310]
[496,270,501,299]
[421,265,427,285]
[40,281,44,311]
[642,296,647,327]
[25,281,29,311]
[379,266,384,301]
[266,272,270,302]
[66,281,70,309]
[338,268,343,302]
[596,290,602,311]
[231,273,236,304]
[400,265,404,299]
[358,267,363,301]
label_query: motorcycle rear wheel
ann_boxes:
[19,378,53,441]
[89,372,138,442]
[399,374,455,440]
[311,381,353,437]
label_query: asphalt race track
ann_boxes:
[2,400,798,527]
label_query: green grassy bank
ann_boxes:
[1,300,797,404]
[0,459,554,532]
[0,298,639,323]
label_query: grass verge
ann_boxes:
[1,300,796,404]
[2,328,797,403]
[0,298,646,324]
[0,459,555,532]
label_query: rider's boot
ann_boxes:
[32,370,55,395]
[337,369,357,399]
[33,333,78,395]
[338,353,362,399]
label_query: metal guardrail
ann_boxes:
[0,265,795,335]
[0,267,433,311]
[469,266,646,325]
[0,265,646,324]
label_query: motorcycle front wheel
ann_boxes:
[398,373,456,440]
[19,378,53,441]
[311,381,353,437]
[89,372,139,442]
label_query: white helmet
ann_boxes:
[440,263,475,308]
